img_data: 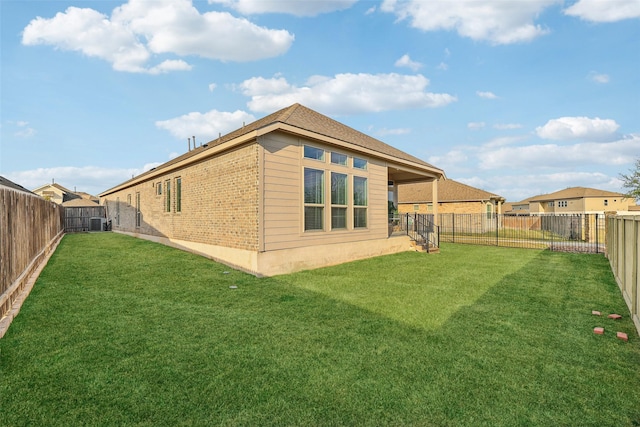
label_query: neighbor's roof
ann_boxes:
[61,198,100,207]
[398,179,504,203]
[32,182,74,194]
[529,187,626,202]
[0,176,35,194]
[101,104,444,196]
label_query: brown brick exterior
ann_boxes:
[103,144,260,251]
[399,201,493,215]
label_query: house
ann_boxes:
[528,187,635,215]
[99,103,445,276]
[502,196,540,216]
[0,176,35,195]
[397,179,505,216]
[32,182,80,204]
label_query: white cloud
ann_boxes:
[155,109,256,141]
[536,116,620,141]
[476,90,498,99]
[376,127,411,136]
[365,6,377,15]
[381,0,558,44]
[493,123,523,130]
[588,71,610,83]
[437,62,449,71]
[467,122,485,130]
[564,0,640,22]
[210,0,357,16]
[477,134,639,170]
[12,120,37,138]
[208,83,217,92]
[395,54,423,71]
[5,166,151,196]
[238,73,457,114]
[427,149,469,173]
[22,0,294,73]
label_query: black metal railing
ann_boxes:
[390,213,440,250]
[437,213,604,254]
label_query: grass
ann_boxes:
[1,233,639,426]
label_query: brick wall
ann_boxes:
[102,144,260,251]
[399,201,489,215]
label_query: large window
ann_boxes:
[331,172,347,229]
[175,177,182,212]
[353,176,367,228]
[165,180,171,212]
[304,168,324,231]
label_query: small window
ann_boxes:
[413,204,420,212]
[127,194,132,205]
[176,177,182,212]
[156,182,162,196]
[165,180,171,212]
[427,203,433,212]
[604,199,608,206]
[331,152,347,166]
[353,157,368,170]
[304,145,324,161]
[135,192,141,227]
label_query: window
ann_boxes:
[156,182,162,196]
[604,199,608,206]
[427,203,433,212]
[486,203,493,219]
[331,152,347,166]
[165,180,171,212]
[304,145,324,161]
[127,194,132,205]
[331,172,347,229]
[176,177,182,212]
[548,201,554,207]
[353,157,367,170]
[304,168,324,231]
[413,204,420,212]
[135,192,141,227]
[116,197,120,226]
[353,176,367,228]
[558,200,568,208]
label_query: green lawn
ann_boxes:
[1,233,639,426]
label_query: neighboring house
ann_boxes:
[99,103,445,276]
[0,176,35,195]
[397,179,505,216]
[502,196,540,216]
[61,198,99,207]
[528,187,635,215]
[32,182,80,204]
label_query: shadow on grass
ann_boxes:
[1,234,639,426]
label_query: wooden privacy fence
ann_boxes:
[606,214,640,336]
[0,187,64,329]
[64,206,106,232]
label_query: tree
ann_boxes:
[619,158,640,201]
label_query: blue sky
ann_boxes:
[1,0,638,201]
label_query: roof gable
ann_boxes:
[101,103,444,196]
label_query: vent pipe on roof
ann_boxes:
[193,135,197,148]
[188,137,191,152]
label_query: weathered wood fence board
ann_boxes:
[606,214,640,336]
[0,188,64,323]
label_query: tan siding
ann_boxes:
[261,132,388,252]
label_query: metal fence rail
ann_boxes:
[437,213,605,254]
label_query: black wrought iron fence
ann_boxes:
[438,213,605,253]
